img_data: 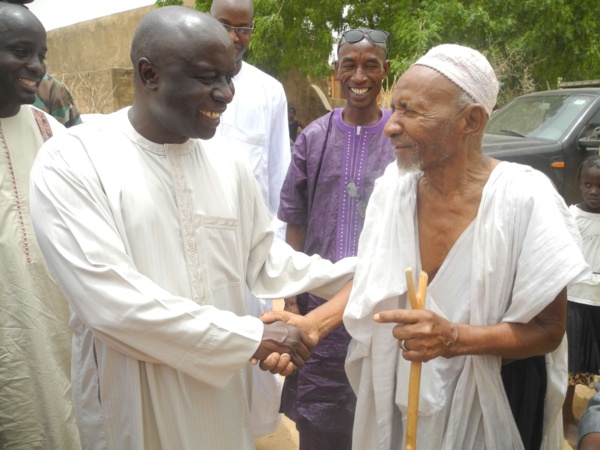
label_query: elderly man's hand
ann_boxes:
[252,321,315,372]
[374,309,459,362]
[253,309,322,376]
[261,309,320,344]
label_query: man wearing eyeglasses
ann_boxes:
[277,27,395,449]
[204,0,292,439]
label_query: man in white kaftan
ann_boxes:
[29,8,354,450]
[0,4,81,449]
[262,43,589,450]
[340,45,589,450]
[344,162,587,449]
[1,105,81,450]
[205,0,292,436]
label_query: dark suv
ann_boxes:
[482,82,600,205]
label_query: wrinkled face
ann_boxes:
[335,39,389,111]
[0,12,46,117]
[579,166,600,211]
[210,2,253,67]
[384,66,463,171]
[147,34,236,142]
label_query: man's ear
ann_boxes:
[383,59,391,78]
[333,59,340,78]
[138,57,158,91]
[462,103,487,135]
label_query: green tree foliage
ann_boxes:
[191,0,600,104]
[195,0,348,78]
[156,0,183,6]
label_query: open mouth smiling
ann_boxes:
[349,87,370,95]
[199,110,223,120]
[19,78,38,87]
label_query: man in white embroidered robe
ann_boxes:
[0,4,81,449]
[263,44,589,449]
[29,8,353,450]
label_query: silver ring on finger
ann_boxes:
[400,339,408,352]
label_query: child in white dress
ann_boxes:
[564,155,600,446]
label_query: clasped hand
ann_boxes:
[251,320,315,376]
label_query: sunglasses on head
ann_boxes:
[341,29,389,46]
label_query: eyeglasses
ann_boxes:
[221,22,254,37]
[345,179,368,219]
[340,29,389,46]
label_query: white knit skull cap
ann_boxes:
[412,44,499,116]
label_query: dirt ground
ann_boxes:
[256,301,597,450]
[255,415,298,450]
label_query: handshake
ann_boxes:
[250,307,319,377]
[251,281,353,375]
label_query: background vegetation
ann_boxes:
[159,0,600,106]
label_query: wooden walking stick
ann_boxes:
[404,268,428,450]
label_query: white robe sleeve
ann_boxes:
[29,134,264,389]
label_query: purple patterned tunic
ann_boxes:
[278,107,395,433]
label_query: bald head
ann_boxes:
[0,2,42,32]
[128,6,236,144]
[0,0,33,5]
[131,6,231,69]
[210,0,253,17]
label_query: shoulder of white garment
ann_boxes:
[236,61,285,92]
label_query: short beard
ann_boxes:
[396,151,422,172]
[395,117,455,172]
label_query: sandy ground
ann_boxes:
[256,301,597,449]
[255,415,298,450]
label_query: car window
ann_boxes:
[486,94,593,140]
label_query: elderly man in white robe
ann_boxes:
[263,44,589,449]
[29,7,354,450]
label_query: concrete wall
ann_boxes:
[45,7,152,74]
[44,5,156,114]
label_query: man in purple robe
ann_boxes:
[277,28,395,449]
